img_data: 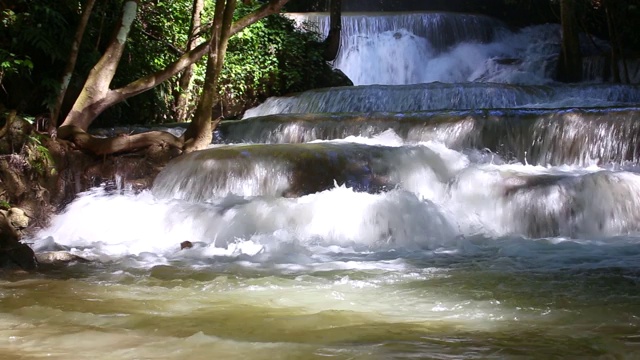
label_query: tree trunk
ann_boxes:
[59,125,182,155]
[61,0,139,132]
[322,0,342,61]
[0,110,17,139]
[556,0,582,83]
[174,0,204,123]
[183,0,237,153]
[604,0,629,83]
[58,0,290,156]
[50,0,97,132]
[183,0,290,152]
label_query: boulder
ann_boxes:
[0,211,20,244]
[321,68,354,88]
[0,210,37,270]
[7,207,29,229]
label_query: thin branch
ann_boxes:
[137,26,184,55]
[50,0,97,129]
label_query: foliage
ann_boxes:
[0,2,77,112]
[220,6,334,116]
[0,8,34,82]
[24,133,56,177]
[0,200,10,211]
[104,1,337,123]
[102,0,210,126]
[0,49,33,85]
[1,0,337,126]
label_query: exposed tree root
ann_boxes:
[0,110,16,138]
[58,125,184,156]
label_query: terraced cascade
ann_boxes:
[9,11,640,360]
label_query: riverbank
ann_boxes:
[0,113,181,270]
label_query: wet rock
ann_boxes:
[494,58,522,66]
[0,210,37,270]
[322,68,354,88]
[2,243,38,270]
[35,251,89,265]
[180,241,193,250]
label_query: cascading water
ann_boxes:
[289,12,511,85]
[242,83,640,118]
[226,108,640,166]
[8,10,640,360]
[243,12,640,120]
[287,12,638,86]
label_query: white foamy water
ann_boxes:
[289,12,628,85]
[35,134,640,271]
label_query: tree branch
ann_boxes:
[137,26,184,55]
[58,125,183,155]
[232,0,290,33]
[114,0,290,101]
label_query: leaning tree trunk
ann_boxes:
[56,0,180,155]
[60,0,139,133]
[49,0,97,132]
[556,0,582,82]
[322,0,342,61]
[58,0,290,155]
[174,0,204,123]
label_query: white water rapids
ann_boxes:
[37,131,640,260]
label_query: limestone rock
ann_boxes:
[7,207,29,229]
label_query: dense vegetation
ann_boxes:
[0,0,344,127]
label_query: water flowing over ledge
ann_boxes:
[290,12,507,51]
[243,83,640,118]
[227,108,640,166]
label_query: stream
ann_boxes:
[3,11,640,359]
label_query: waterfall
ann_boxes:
[227,108,640,166]
[242,83,640,118]
[289,12,512,85]
[288,12,638,86]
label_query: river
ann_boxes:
[3,11,640,360]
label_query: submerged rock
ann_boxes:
[35,251,89,265]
